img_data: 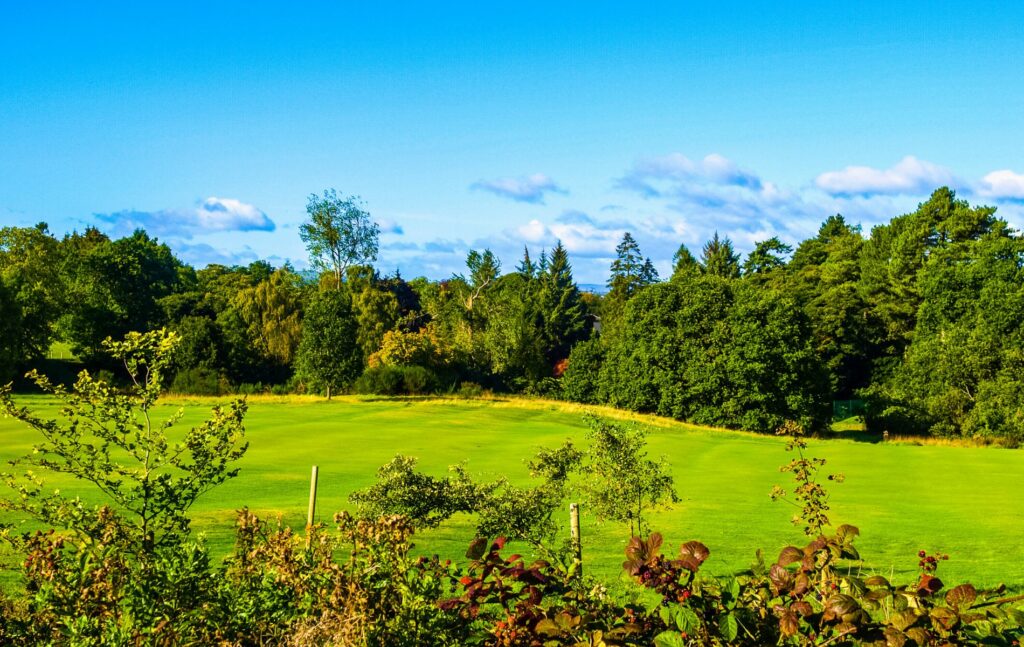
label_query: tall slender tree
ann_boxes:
[539,241,587,363]
[607,232,645,296]
[516,246,537,278]
[300,189,380,289]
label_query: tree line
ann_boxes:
[1,187,1022,439]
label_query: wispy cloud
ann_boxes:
[614,152,822,249]
[470,173,567,204]
[376,218,404,235]
[94,197,275,239]
[172,242,260,267]
[815,156,959,197]
[617,153,762,198]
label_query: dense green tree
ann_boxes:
[300,189,380,289]
[538,241,587,363]
[353,282,401,360]
[63,230,183,361]
[598,275,828,433]
[297,289,363,398]
[603,233,658,338]
[189,262,282,385]
[480,273,546,384]
[640,257,659,285]
[607,232,645,296]
[465,249,501,292]
[516,246,537,278]
[867,226,1024,439]
[561,337,604,403]
[170,315,222,373]
[787,216,876,396]
[859,187,998,370]
[742,237,792,275]
[0,276,22,381]
[699,232,741,278]
[0,223,64,362]
[234,266,304,377]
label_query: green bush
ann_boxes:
[457,381,483,397]
[170,367,225,395]
[355,365,437,395]
[400,364,435,394]
[561,337,604,403]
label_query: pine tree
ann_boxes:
[700,232,741,278]
[742,237,792,275]
[672,243,700,280]
[607,232,644,294]
[640,257,659,285]
[539,241,586,363]
[516,246,537,278]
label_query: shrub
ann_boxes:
[355,366,404,395]
[561,337,604,403]
[235,381,268,395]
[0,329,248,643]
[170,366,225,395]
[355,365,438,395]
[457,381,483,397]
[400,364,435,394]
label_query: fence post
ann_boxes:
[569,502,582,580]
[306,465,319,548]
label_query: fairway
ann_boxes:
[2,395,1022,591]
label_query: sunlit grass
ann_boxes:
[2,395,1022,593]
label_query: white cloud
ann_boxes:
[95,197,275,239]
[517,219,547,243]
[509,212,626,258]
[815,156,958,196]
[978,169,1024,201]
[470,173,567,204]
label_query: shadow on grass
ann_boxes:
[819,428,885,444]
[354,395,512,404]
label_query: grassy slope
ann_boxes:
[1,395,1021,591]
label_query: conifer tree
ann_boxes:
[539,241,586,363]
[700,231,741,278]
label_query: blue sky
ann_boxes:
[3,1,1024,283]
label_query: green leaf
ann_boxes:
[676,607,701,634]
[718,612,738,642]
[723,577,741,608]
[653,630,686,647]
[658,605,673,627]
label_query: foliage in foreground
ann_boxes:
[2,497,1023,645]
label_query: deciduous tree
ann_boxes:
[301,189,380,289]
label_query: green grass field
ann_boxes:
[2,395,1022,592]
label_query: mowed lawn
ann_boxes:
[1,395,1022,591]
